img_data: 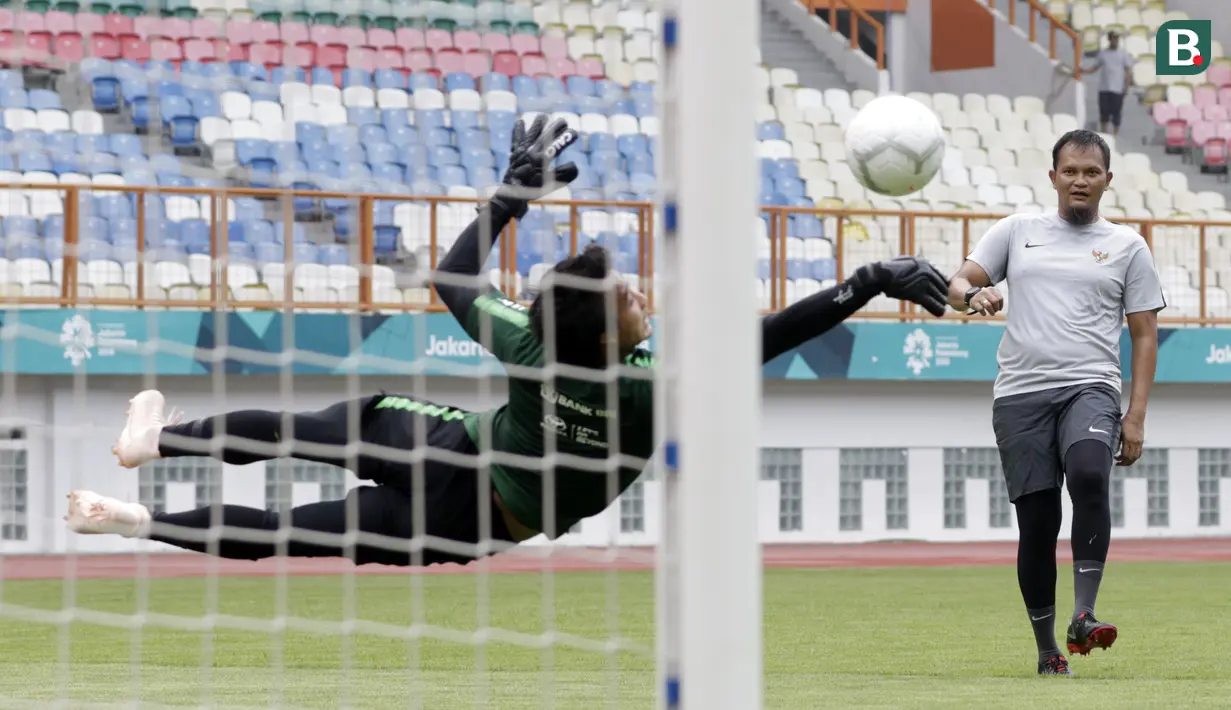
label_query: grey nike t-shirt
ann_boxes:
[967,212,1167,400]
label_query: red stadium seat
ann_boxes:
[280,21,309,46]
[454,30,481,53]
[0,10,13,31]
[481,32,510,53]
[53,33,84,64]
[1165,118,1188,154]
[395,27,424,50]
[89,34,120,60]
[1186,119,1215,163]
[510,33,538,55]
[150,38,182,63]
[309,24,338,46]
[162,18,192,42]
[75,13,104,36]
[367,28,395,49]
[520,52,548,76]
[462,49,490,77]
[435,47,464,74]
[547,56,575,78]
[540,35,567,60]
[283,43,313,69]
[405,47,432,72]
[23,31,52,67]
[45,11,75,36]
[132,15,160,38]
[120,36,150,62]
[316,43,346,70]
[182,38,215,62]
[491,49,519,76]
[217,39,244,63]
[1201,137,1228,177]
[0,30,16,65]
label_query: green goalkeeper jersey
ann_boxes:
[460,292,655,538]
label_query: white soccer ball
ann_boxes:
[843,95,946,197]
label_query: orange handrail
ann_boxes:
[987,0,1082,80]
[803,0,886,71]
[0,183,1227,325]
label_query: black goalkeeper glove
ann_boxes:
[852,256,950,318]
[489,114,580,219]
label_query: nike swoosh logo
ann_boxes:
[1025,243,1048,248]
[1031,614,1053,621]
[1078,568,1099,574]
[1089,426,1107,434]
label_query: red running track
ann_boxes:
[2,538,1230,580]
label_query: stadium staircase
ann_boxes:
[759,5,852,92]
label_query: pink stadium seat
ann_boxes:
[575,56,604,78]
[247,42,280,67]
[1217,120,1231,139]
[367,28,395,49]
[1194,84,1218,108]
[1219,87,1231,106]
[462,49,490,77]
[1202,137,1228,175]
[1189,119,1216,148]
[317,43,346,70]
[491,49,520,76]
[280,21,309,46]
[89,34,120,60]
[510,33,538,55]
[45,11,74,35]
[0,31,16,65]
[120,36,150,62]
[284,43,313,69]
[521,52,547,76]
[15,11,45,33]
[132,15,160,38]
[395,28,424,50]
[150,37,180,63]
[347,46,376,72]
[1177,103,1202,124]
[224,19,253,45]
[547,56,575,78]
[1152,102,1177,125]
[161,18,191,42]
[183,38,215,62]
[405,47,432,72]
[435,47,464,73]
[425,28,452,52]
[540,36,567,60]
[481,32,510,53]
[249,20,279,44]
[338,26,365,47]
[75,13,104,36]
[453,30,481,52]
[191,18,220,39]
[0,10,13,31]
[309,24,339,46]
[1209,66,1231,87]
[53,33,84,63]
[103,14,132,38]
[376,47,404,70]
[1203,104,1229,122]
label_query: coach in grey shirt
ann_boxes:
[946,130,1165,678]
[1084,31,1134,136]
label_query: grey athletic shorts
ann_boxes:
[992,382,1122,502]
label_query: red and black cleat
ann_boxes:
[1066,612,1118,656]
[1038,654,1073,676]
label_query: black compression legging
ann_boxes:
[157,399,375,469]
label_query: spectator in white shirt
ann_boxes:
[1085,31,1135,136]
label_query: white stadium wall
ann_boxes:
[2,375,1230,556]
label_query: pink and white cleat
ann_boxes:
[111,390,181,469]
[64,490,151,538]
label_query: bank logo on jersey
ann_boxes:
[1092,249,1110,264]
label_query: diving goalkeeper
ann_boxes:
[66,115,952,566]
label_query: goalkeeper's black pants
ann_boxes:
[147,395,516,567]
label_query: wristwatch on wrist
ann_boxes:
[963,286,983,307]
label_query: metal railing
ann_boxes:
[986,0,1083,80]
[805,0,886,71]
[1,184,1228,325]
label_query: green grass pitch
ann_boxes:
[0,561,1229,709]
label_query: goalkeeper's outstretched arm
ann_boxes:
[432,202,516,324]
[760,256,951,363]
